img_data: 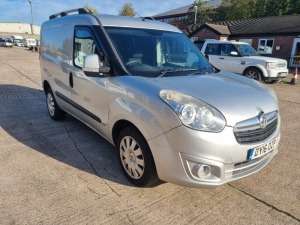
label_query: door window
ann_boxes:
[220,44,236,56]
[74,27,98,68]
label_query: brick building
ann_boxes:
[185,15,300,67]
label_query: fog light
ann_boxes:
[192,164,211,178]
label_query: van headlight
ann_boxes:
[160,90,226,132]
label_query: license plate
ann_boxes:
[280,73,287,77]
[248,138,277,160]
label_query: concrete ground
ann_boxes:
[0,47,299,225]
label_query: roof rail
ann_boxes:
[49,8,92,20]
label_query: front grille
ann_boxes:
[277,63,287,68]
[234,111,278,144]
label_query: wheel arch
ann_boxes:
[243,65,267,78]
[111,120,143,147]
[43,80,51,93]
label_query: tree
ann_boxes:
[119,3,136,17]
[193,0,217,23]
[216,0,300,21]
[83,4,99,14]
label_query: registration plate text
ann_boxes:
[248,138,277,160]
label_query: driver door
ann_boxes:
[218,44,241,74]
[69,26,110,135]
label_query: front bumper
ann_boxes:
[266,68,288,79]
[148,124,280,188]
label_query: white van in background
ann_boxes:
[12,36,25,47]
[23,38,37,47]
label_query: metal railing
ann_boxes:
[289,56,300,68]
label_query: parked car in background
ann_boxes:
[13,39,24,47]
[40,8,281,188]
[23,38,37,47]
[12,35,25,47]
[3,35,25,47]
[198,40,288,83]
[0,39,13,47]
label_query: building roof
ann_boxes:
[153,0,222,18]
[185,23,230,36]
[154,5,193,18]
[215,14,300,35]
[186,14,300,37]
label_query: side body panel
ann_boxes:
[40,23,74,111]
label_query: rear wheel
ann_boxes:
[46,88,66,120]
[117,126,159,187]
[243,68,262,81]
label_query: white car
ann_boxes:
[199,40,288,83]
[13,39,24,47]
[0,39,13,47]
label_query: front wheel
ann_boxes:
[243,68,262,81]
[117,126,159,187]
[46,88,66,120]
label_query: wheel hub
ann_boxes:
[129,151,136,162]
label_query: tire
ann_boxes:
[45,88,66,120]
[243,68,262,81]
[117,126,159,187]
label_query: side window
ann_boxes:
[74,27,98,68]
[205,44,220,55]
[220,44,236,56]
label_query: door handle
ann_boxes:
[219,57,224,60]
[69,72,74,88]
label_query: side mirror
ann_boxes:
[229,51,238,56]
[83,54,110,77]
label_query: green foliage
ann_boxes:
[119,3,136,17]
[83,4,99,14]
[193,0,217,23]
[217,0,300,21]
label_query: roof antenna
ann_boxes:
[131,7,146,21]
[129,6,155,21]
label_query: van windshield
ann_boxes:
[105,27,212,77]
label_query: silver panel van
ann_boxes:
[40,8,280,188]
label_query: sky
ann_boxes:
[0,0,194,25]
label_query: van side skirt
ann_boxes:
[55,91,102,124]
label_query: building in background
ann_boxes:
[153,0,221,30]
[185,15,300,67]
[0,22,40,39]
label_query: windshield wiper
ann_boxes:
[189,65,211,75]
[157,68,198,77]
